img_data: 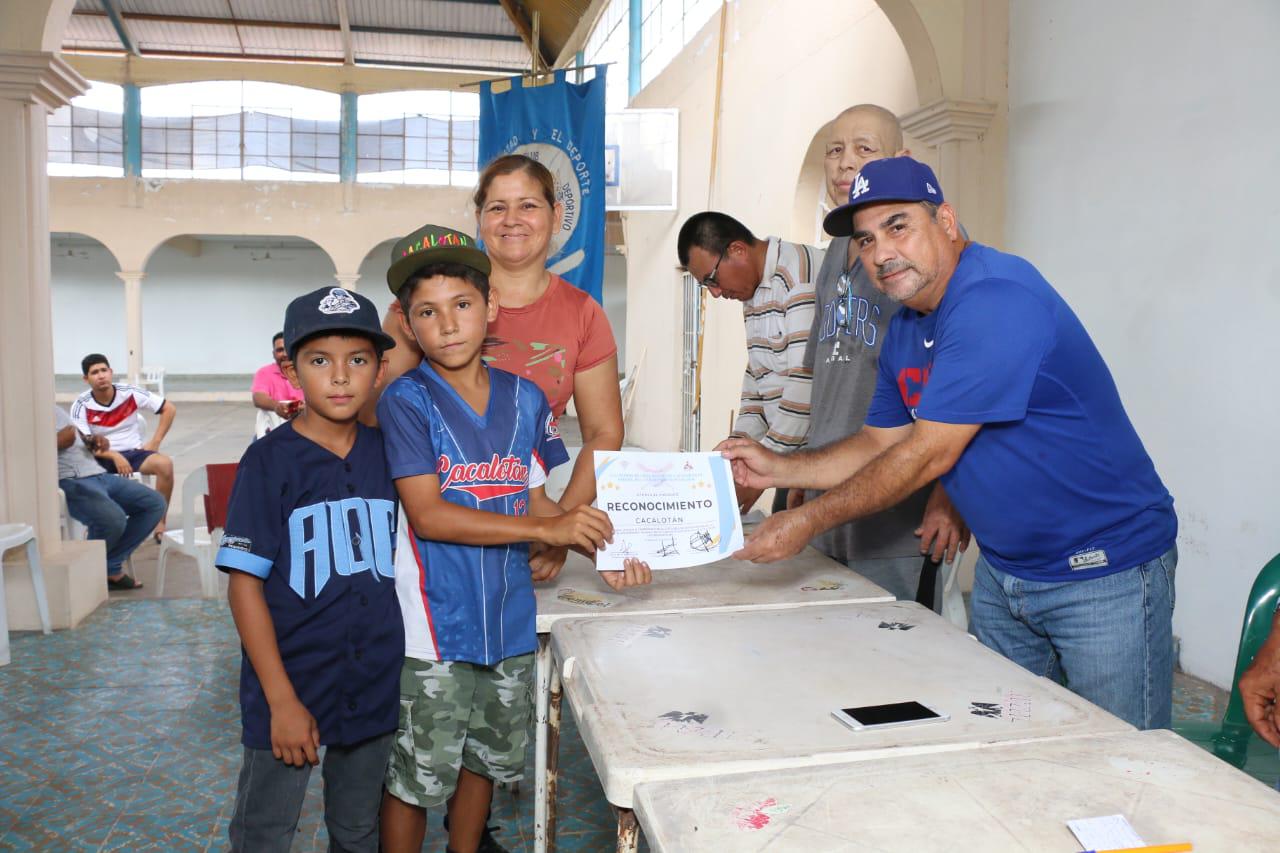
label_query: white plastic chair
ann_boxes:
[141,366,165,398]
[58,488,87,540]
[0,523,52,635]
[156,467,218,598]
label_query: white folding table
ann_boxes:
[531,547,894,852]
[548,601,1135,851]
[633,728,1280,851]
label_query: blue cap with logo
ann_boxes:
[283,286,397,360]
[823,156,945,238]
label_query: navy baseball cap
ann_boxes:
[823,156,945,237]
[283,286,397,360]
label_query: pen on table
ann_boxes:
[1083,843,1193,853]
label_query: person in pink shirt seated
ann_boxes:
[251,331,304,437]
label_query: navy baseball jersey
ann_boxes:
[377,362,569,665]
[215,422,404,750]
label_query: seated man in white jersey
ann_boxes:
[71,353,177,536]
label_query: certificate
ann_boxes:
[594,450,744,571]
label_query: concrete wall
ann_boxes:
[1006,0,1280,688]
[621,1,919,450]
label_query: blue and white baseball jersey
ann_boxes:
[377,362,569,665]
[215,422,404,750]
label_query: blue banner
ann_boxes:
[479,67,607,303]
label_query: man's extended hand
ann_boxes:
[731,508,813,563]
[1239,614,1280,747]
[716,437,785,491]
[915,484,970,563]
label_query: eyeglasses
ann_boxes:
[699,248,728,289]
[834,268,856,330]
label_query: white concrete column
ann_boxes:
[0,50,86,543]
[115,270,145,384]
[901,98,999,242]
[334,272,360,291]
[0,50,107,631]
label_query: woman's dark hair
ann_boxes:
[473,153,557,211]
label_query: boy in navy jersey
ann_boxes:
[217,286,402,852]
[376,225,649,853]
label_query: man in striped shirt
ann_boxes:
[677,212,823,512]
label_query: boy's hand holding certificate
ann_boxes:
[594,451,745,571]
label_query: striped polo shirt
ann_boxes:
[733,237,823,453]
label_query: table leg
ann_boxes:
[547,652,564,853]
[615,807,639,853]
[533,634,551,853]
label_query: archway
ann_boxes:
[51,231,123,396]
[139,234,335,384]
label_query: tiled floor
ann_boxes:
[0,599,632,853]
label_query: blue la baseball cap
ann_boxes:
[283,286,397,360]
[823,156,945,238]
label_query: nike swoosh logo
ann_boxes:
[923,338,935,348]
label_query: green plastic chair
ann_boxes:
[1175,552,1280,784]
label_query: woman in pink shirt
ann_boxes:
[375,154,624,513]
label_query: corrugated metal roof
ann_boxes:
[62,0,589,71]
[350,0,516,39]
[236,25,344,57]
[230,0,339,26]
[63,14,127,50]
[117,0,232,18]
[127,20,244,53]
[352,30,529,68]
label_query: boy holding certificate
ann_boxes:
[376,224,649,853]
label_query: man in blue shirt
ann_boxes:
[721,157,1178,730]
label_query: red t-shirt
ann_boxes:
[483,274,617,417]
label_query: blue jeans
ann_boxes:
[59,473,166,575]
[229,732,393,853]
[969,546,1177,730]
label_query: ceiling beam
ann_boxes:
[71,10,523,43]
[553,0,609,67]
[497,0,550,70]
[64,46,527,75]
[335,0,354,64]
[97,0,140,57]
[349,24,520,43]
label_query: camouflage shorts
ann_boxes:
[385,653,534,809]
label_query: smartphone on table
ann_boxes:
[831,701,949,731]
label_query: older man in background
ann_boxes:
[794,104,966,605]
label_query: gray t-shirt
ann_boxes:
[55,406,104,480]
[802,236,930,562]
